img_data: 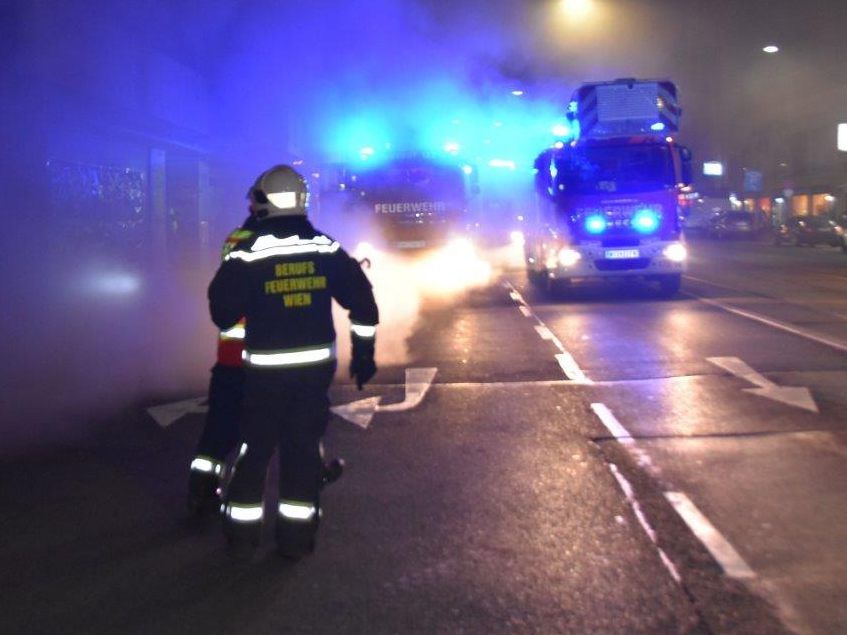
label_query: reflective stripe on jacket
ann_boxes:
[217,318,246,367]
[214,222,256,367]
[208,217,378,366]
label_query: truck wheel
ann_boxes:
[657,274,681,298]
[546,276,571,298]
[527,267,545,287]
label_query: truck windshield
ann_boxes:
[355,162,465,201]
[554,144,675,194]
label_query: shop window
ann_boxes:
[791,195,810,216]
[811,193,834,216]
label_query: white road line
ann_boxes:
[505,280,592,382]
[590,403,659,475]
[556,353,592,383]
[609,464,682,585]
[591,403,634,445]
[664,492,755,580]
[689,290,847,354]
[534,325,553,340]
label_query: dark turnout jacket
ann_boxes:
[208,216,378,367]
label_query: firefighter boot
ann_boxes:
[223,512,262,559]
[321,458,345,489]
[187,471,221,518]
[276,519,318,561]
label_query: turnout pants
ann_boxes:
[223,362,335,552]
[188,364,244,501]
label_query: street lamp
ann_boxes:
[762,44,779,54]
[560,0,594,21]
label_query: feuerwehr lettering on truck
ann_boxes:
[374,201,448,214]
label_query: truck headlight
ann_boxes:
[558,247,582,267]
[663,243,687,262]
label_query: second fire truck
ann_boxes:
[525,78,693,297]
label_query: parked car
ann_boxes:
[683,198,729,237]
[773,216,844,247]
[707,211,761,240]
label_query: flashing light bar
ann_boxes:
[584,215,607,234]
[552,123,571,137]
[632,209,660,233]
[580,209,660,235]
[488,159,516,170]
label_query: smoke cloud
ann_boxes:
[5,0,845,452]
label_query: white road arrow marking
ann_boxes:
[377,367,438,412]
[331,367,438,429]
[706,356,818,413]
[330,396,382,430]
[147,396,208,428]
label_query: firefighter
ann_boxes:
[186,215,257,516]
[209,165,378,558]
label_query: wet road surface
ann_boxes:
[3,238,846,634]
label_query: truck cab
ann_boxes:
[525,79,692,297]
[342,155,475,252]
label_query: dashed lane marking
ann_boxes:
[509,289,527,304]
[590,402,634,445]
[590,402,657,474]
[504,280,592,383]
[595,406,757,588]
[556,353,592,384]
[534,324,554,340]
[664,492,756,580]
[609,463,682,585]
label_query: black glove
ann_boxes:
[350,335,377,390]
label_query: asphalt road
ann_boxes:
[2,238,846,634]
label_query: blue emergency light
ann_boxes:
[584,214,607,234]
[632,209,660,233]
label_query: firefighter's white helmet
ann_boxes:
[247,165,309,219]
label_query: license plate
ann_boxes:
[395,240,427,249]
[604,248,640,259]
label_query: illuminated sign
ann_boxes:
[743,170,763,192]
[703,161,724,176]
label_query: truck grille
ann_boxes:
[595,258,651,271]
[601,237,640,248]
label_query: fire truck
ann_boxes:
[340,154,477,252]
[525,78,693,297]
